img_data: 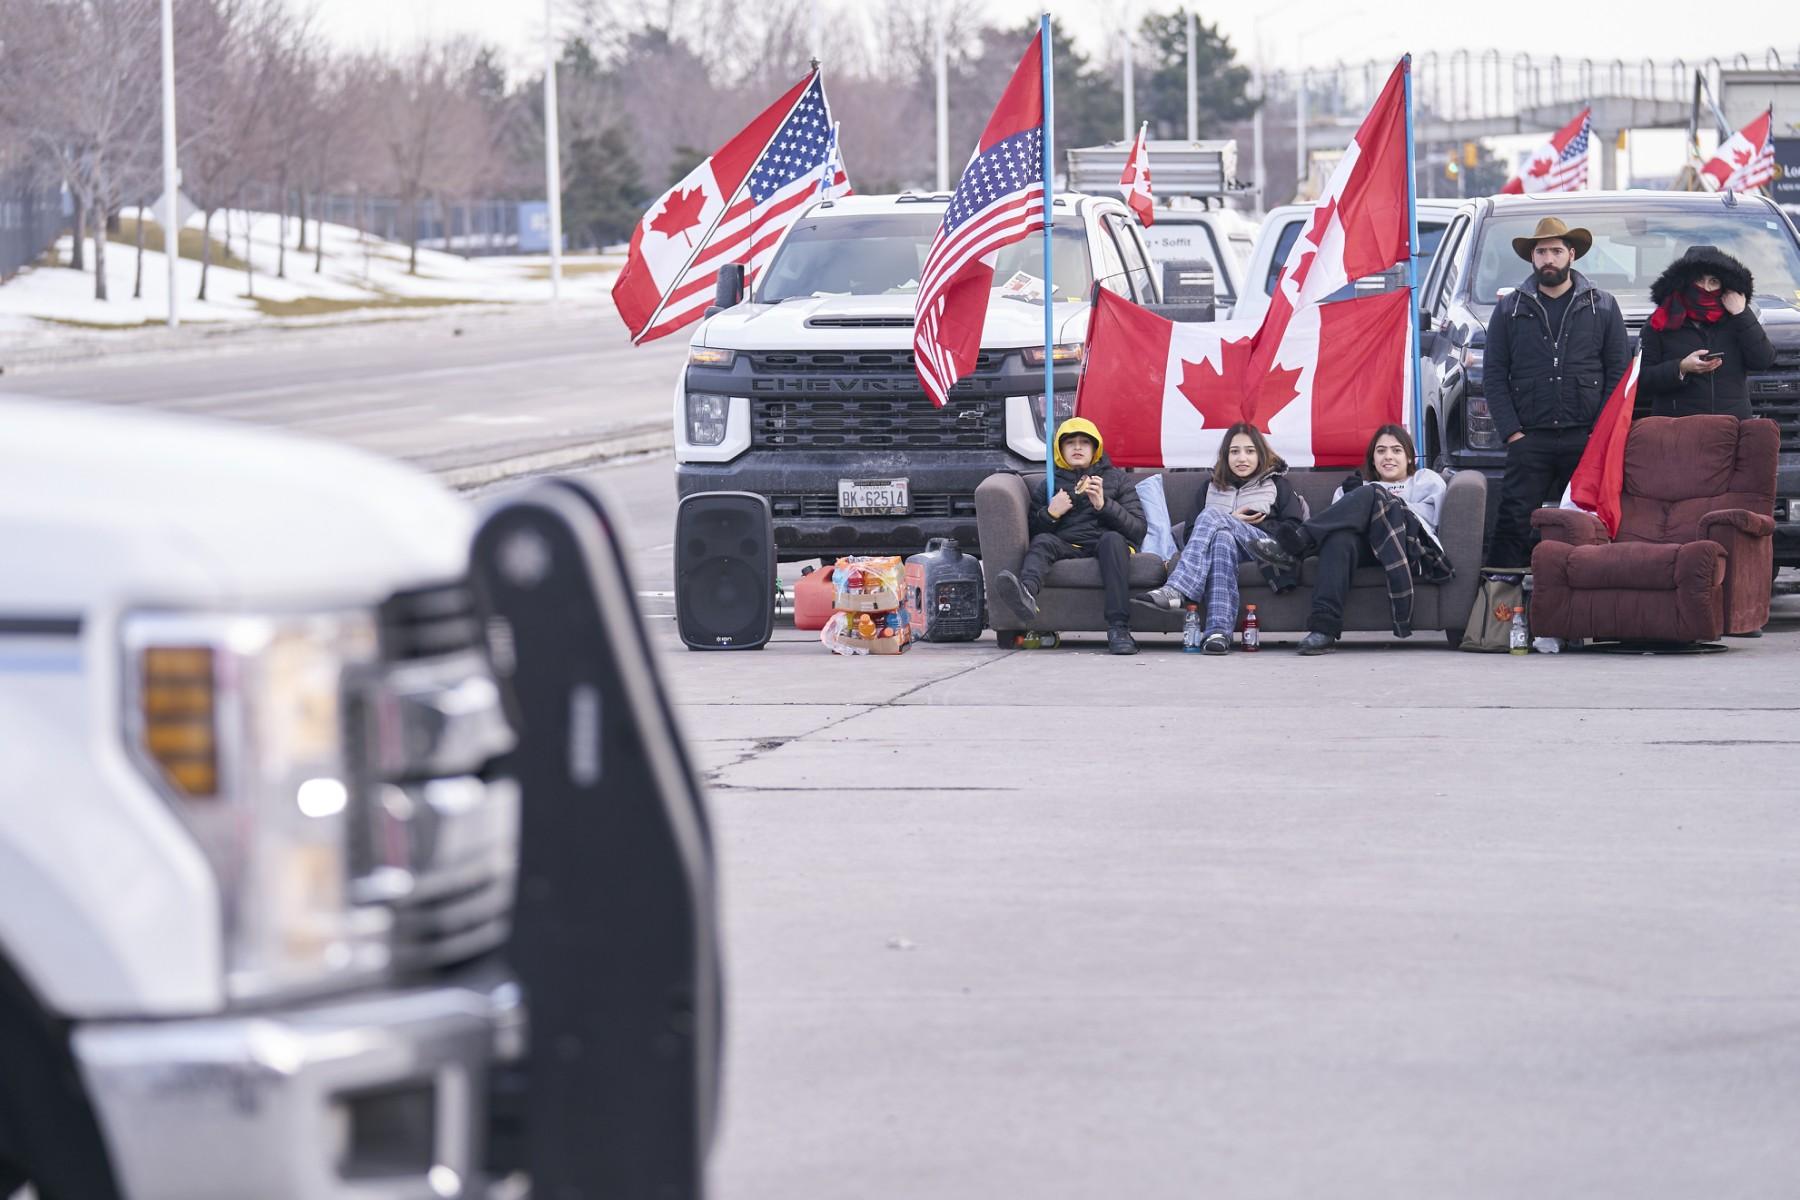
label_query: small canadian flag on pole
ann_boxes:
[1700,108,1776,193]
[1120,122,1154,226]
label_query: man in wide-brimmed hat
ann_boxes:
[1482,215,1630,569]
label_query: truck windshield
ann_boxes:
[757,213,1095,303]
[1468,208,1800,313]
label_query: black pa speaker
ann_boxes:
[676,491,775,650]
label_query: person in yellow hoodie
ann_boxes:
[992,416,1147,655]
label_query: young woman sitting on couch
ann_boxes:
[1246,424,1448,656]
[1130,422,1306,654]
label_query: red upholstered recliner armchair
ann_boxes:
[1530,416,1779,643]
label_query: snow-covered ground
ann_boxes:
[0,207,619,334]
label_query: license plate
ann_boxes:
[838,478,909,516]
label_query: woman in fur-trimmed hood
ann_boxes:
[1639,244,1776,418]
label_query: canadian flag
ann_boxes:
[1501,107,1591,194]
[1700,108,1776,193]
[1077,286,1411,469]
[611,71,815,343]
[1075,58,1414,469]
[1567,352,1642,537]
[1120,123,1154,226]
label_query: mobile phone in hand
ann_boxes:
[1699,350,1723,361]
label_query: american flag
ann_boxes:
[635,74,847,343]
[1544,114,1591,190]
[1503,107,1590,195]
[914,36,1047,407]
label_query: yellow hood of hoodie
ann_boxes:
[1052,416,1104,471]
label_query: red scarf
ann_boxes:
[1649,284,1724,332]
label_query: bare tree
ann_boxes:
[175,0,292,301]
[372,39,493,274]
[0,0,162,301]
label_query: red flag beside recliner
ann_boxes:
[1567,352,1641,537]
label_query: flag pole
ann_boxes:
[1040,12,1056,506]
[1402,54,1425,467]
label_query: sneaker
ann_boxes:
[1271,521,1311,559]
[1107,626,1139,655]
[994,570,1039,620]
[1244,536,1297,571]
[1297,631,1337,656]
[1201,632,1230,655]
[1131,585,1186,612]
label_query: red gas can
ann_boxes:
[793,566,837,632]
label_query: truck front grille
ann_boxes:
[753,395,1004,450]
[747,349,1003,375]
[378,581,484,661]
[1749,374,1800,453]
[770,493,977,519]
[351,580,517,978]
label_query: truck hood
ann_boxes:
[1,398,472,614]
[700,293,1091,350]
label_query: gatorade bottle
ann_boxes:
[1509,605,1529,654]
[1242,604,1261,652]
[1182,604,1204,653]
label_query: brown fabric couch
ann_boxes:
[1529,416,1778,643]
[975,467,1487,644]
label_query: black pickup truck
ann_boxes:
[1416,191,1800,568]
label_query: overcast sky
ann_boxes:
[302,0,1798,177]
[303,0,1800,74]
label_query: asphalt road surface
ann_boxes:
[15,318,1800,1196]
[582,451,1800,1200]
[0,302,686,476]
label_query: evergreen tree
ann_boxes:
[563,123,646,248]
[1137,9,1255,140]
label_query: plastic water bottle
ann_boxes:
[1182,604,1204,653]
[1242,604,1261,652]
[1509,605,1529,654]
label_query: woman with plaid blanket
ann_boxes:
[1130,423,1306,655]
[1245,425,1453,655]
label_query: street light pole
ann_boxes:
[1121,8,1134,140]
[935,6,948,190]
[543,0,563,303]
[1185,10,1198,142]
[160,0,178,328]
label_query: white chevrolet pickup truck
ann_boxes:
[673,191,1210,560]
[0,398,717,1199]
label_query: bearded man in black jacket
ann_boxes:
[1483,216,1630,569]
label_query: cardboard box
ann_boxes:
[843,630,910,654]
[834,586,901,613]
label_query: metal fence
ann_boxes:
[233,183,526,256]
[1,164,67,282]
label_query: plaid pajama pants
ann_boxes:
[1166,509,1264,635]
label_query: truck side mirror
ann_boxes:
[469,478,722,1196]
[713,263,746,313]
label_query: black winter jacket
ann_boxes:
[1482,270,1631,440]
[1027,455,1147,548]
[1638,248,1777,418]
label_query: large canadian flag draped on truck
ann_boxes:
[1076,59,1413,468]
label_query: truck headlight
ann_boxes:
[1022,343,1084,366]
[686,392,730,446]
[1027,390,1078,433]
[123,609,391,1004]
